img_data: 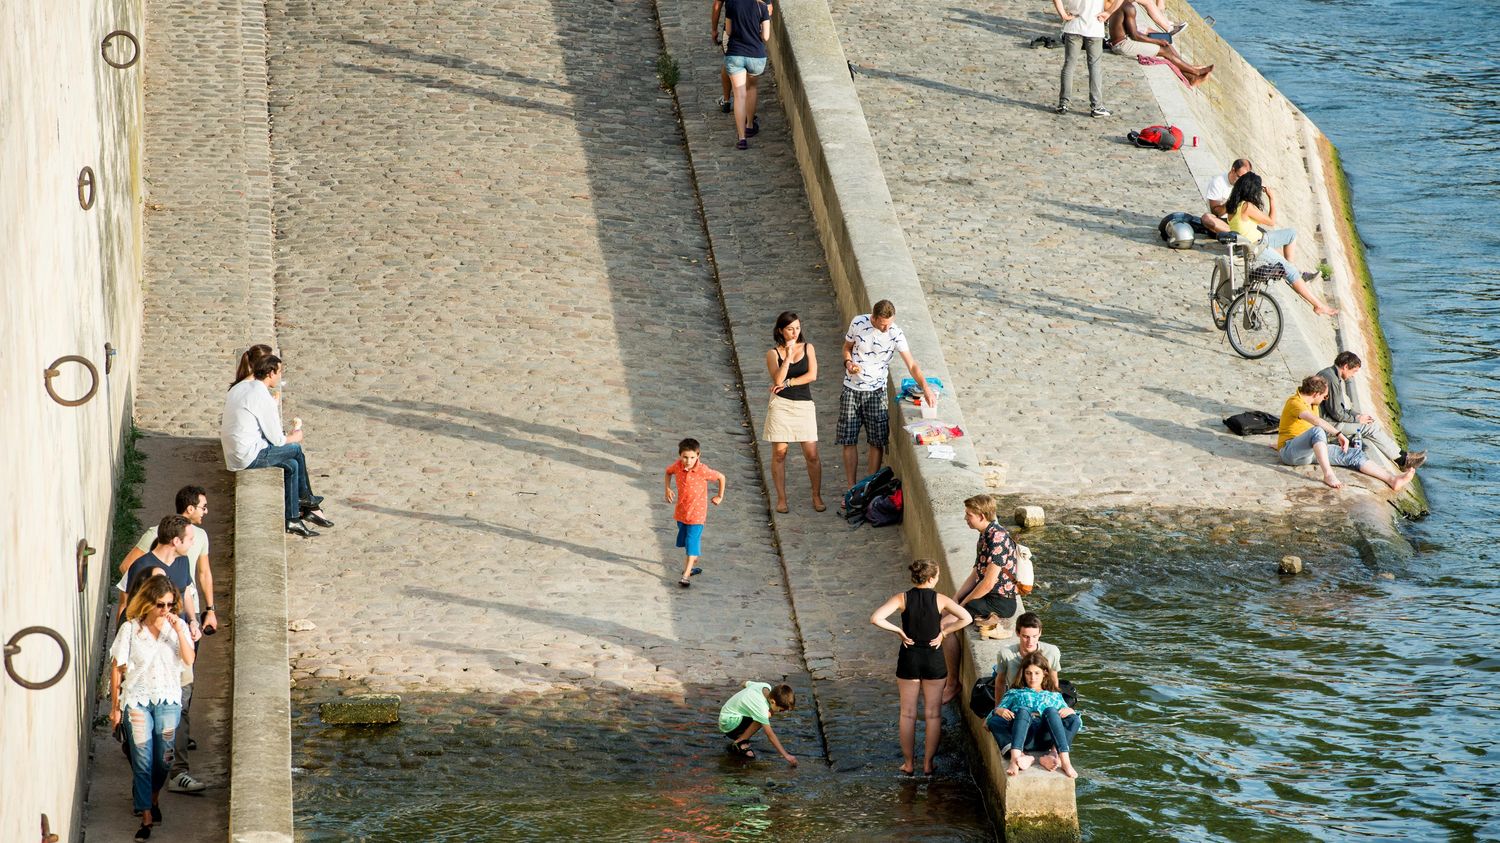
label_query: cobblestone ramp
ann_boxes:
[652,0,941,774]
[263,0,811,709]
[829,0,1347,512]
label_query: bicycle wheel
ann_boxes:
[1209,258,1235,330]
[1225,288,1284,359]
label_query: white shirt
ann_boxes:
[1061,0,1106,39]
[1207,173,1233,204]
[221,379,285,471]
[843,315,910,392]
[111,619,186,708]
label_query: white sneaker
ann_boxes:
[167,772,206,793]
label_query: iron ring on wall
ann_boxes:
[43,355,100,407]
[101,30,140,69]
[78,166,97,210]
[3,626,71,691]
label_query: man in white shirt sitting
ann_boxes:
[1202,158,1251,235]
[221,354,333,536]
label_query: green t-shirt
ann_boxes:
[718,681,772,733]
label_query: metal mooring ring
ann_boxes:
[77,540,96,593]
[78,167,97,210]
[4,626,71,691]
[43,355,100,407]
[101,30,140,69]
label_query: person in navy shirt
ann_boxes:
[721,0,772,149]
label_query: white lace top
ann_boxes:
[110,619,186,708]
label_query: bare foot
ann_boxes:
[1059,759,1079,779]
[775,501,789,514]
[1389,468,1416,493]
[898,762,914,776]
[812,496,827,512]
[1322,472,1343,490]
[1037,750,1060,772]
[1016,753,1036,772]
[1315,305,1340,317]
[1006,760,1023,776]
[923,765,935,776]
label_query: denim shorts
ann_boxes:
[676,521,705,556]
[724,55,768,77]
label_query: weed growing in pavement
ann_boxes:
[657,50,681,90]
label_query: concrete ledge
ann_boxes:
[767,0,1077,836]
[230,469,293,843]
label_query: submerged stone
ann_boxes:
[321,693,401,724]
[1278,555,1303,575]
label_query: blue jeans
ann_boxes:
[248,442,316,521]
[1279,426,1367,469]
[986,707,1079,755]
[124,701,181,812]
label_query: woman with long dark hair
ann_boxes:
[763,311,824,512]
[1225,172,1338,316]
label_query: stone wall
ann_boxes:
[0,0,145,839]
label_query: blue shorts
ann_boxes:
[724,55,768,77]
[676,521,705,556]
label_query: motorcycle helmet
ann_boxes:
[1158,212,1197,250]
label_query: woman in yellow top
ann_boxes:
[1277,374,1415,491]
[1225,173,1339,317]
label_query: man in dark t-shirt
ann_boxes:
[722,0,771,149]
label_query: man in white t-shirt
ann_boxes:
[838,300,937,487]
[1202,158,1252,235]
[221,354,333,536]
[1053,0,1123,117]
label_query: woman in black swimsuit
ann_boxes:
[870,559,974,775]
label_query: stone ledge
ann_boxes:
[230,468,292,843]
[766,0,1077,836]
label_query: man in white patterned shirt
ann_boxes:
[838,300,938,487]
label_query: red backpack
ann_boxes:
[1128,124,1184,151]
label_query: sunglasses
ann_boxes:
[155,601,177,609]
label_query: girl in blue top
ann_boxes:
[991,651,1081,778]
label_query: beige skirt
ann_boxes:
[763,394,818,442]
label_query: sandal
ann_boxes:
[726,740,756,758]
[678,578,692,588]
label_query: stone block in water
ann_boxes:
[1015,506,1045,528]
[321,694,401,724]
[1278,555,1303,575]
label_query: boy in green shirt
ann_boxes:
[718,681,798,766]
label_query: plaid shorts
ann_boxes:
[836,386,889,447]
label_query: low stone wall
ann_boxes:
[766,1,1078,837]
[229,469,293,842]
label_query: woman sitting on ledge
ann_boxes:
[1224,172,1338,317]
[986,651,1081,778]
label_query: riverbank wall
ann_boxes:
[763,0,1420,836]
[1163,0,1425,519]
[1,1,145,840]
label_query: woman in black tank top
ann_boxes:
[762,311,825,513]
[870,560,975,776]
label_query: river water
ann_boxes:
[292,1,1497,839]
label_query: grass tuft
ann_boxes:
[657,50,681,90]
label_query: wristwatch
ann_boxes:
[204,605,215,612]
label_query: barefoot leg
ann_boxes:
[897,679,918,775]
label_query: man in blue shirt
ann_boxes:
[721,0,772,149]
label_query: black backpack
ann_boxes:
[842,467,898,526]
[1223,410,1279,436]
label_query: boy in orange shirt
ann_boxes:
[665,438,728,588]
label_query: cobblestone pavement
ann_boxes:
[653,0,936,771]
[829,0,1361,511]
[264,0,814,706]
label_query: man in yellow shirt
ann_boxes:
[1277,375,1416,492]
